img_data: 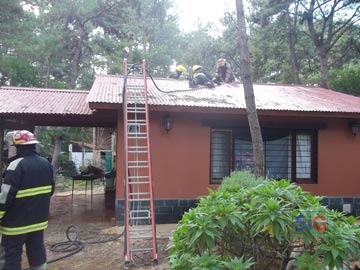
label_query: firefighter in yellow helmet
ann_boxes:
[169,65,186,79]
[0,130,54,270]
[189,65,215,88]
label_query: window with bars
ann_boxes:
[210,130,232,181]
[210,129,317,183]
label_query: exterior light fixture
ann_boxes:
[164,115,172,132]
[349,120,360,136]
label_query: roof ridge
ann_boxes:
[0,86,89,93]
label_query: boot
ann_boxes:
[30,263,47,270]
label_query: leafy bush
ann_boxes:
[168,172,360,270]
[329,61,360,96]
[219,171,262,190]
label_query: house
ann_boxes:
[2,77,360,224]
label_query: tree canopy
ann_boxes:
[0,0,359,93]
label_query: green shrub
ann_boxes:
[219,171,262,191]
[168,171,360,270]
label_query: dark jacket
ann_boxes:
[190,68,215,88]
[0,151,54,235]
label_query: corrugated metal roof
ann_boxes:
[0,86,92,115]
[88,75,360,114]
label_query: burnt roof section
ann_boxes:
[88,75,360,114]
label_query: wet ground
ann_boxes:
[20,184,174,270]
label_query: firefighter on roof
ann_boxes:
[0,130,54,270]
[169,65,186,79]
[214,58,234,84]
[189,65,215,88]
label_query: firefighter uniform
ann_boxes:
[189,65,215,88]
[0,130,54,270]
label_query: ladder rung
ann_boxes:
[127,106,145,109]
[129,198,150,201]
[129,228,152,233]
[130,236,153,239]
[128,176,149,179]
[127,99,145,102]
[127,107,145,110]
[129,181,149,185]
[128,146,147,149]
[130,209,150,213]
[128,160,148,163]
[128,123,146,127]
[130,248,153,253]
[127,109,146,113]
[128,165,148,168]
[128,124,146,127]
[127,97,145,100]
[128,100,145,103]
[129,192,150,196]
[129,132,147,136]
[128,134,147,137]
[128,96,145,99]
[127,84,144,89]
[129,151,148,153]
[128,136,147,139]
[128,120,146,123]
[130,216,150,220]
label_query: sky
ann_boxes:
[172,0,236,33]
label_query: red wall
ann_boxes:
[116,112,360,199]
[301,118,360,196]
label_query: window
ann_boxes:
[210,129,317,184]
[210,130,232,182]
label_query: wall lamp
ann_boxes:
[349,120,360,136]
[164,115,172,132]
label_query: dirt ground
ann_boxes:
[21,223,175,270]
[17,183,176,270]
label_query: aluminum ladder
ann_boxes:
[122,59,158,266]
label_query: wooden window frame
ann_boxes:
[291,130,318,184]
[210,128,318,184]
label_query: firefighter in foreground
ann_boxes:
[0,130,54,270]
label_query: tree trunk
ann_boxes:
[51,136,62,180]
[288,28,300,85]
[70,24,85,88]
[317,47,329,89]
[287,13,300,85]
[236,0,265,177]
[286,3,300,85]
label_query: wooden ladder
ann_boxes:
[122,59,158,266]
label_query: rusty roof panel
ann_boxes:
[0,86,92,115]
[88,75,360,113]
[87,75,122,104]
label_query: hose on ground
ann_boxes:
[23,224,124,269]
[49,224,124,263]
